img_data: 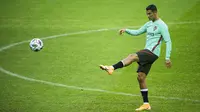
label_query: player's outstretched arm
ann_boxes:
[119,23,148,36]
[119,28,146,36]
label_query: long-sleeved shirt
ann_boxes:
[125,19,172,60]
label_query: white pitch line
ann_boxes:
[0,21,200,103]
[0,67,199,102]
[0,67,141,96]
[1,21,200,52]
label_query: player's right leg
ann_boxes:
[99,53,139,75]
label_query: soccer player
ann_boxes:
[100,4,172,111]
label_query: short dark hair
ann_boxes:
[146,4,157,12]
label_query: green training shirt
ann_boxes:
[125,19,172,60]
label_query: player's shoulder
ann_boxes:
[145,21,152,25]
[157,19,168,29]
[143,21,152,27]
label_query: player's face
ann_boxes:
[146,10,156,21]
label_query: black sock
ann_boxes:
[141,89,149,103]
[112,61,124,70]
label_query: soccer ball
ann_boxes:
[29,38,43,52]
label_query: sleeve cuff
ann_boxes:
[165,57,170,60]
[125,29,129,32]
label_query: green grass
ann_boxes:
[0,0,200,112]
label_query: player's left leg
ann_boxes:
[100,53,139,75]
[134,49,157,111]
[135,72,151,111]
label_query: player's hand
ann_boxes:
[119,29,126,35]
[165,60,172,68]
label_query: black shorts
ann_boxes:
[136,49,158,75]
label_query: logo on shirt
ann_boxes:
[147,32,154,36]
[153,26,157,31]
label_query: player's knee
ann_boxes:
[137,73,146,82]
[128,54,138,61]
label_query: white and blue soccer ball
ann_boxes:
[29,38,43,52]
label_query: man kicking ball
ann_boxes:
[100,4,172,111]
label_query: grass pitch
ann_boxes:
[0,0,200,112]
